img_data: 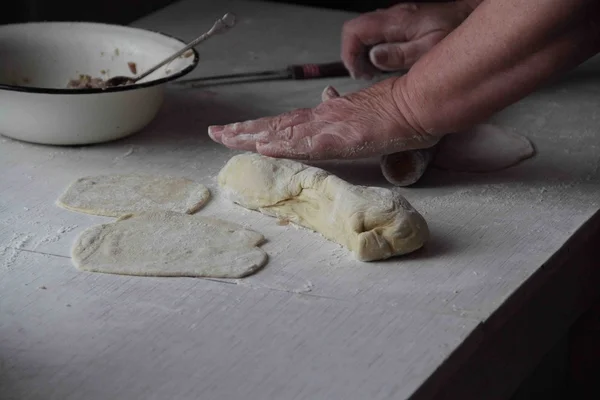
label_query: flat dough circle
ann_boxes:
[57,174,210,217]
[433,124,535,172]
[72,211,268,278]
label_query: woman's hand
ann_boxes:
[341,1,473,79]
[208,77,438,160]
[207,2,470,161]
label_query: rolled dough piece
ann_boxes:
[72,211,268,278]
[433,124,535,172]
[57,174,210,217]
[218,153,429,262]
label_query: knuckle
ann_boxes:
[390,46,406,65]
[267,118,281,131]
[294,108,312,123]
[342,13,379,36]
[277,126,294,141]
[302,136,314,152]
[318,134,347,159]
[342,19,358,34]
[268,112,292,131]
[341,26,354,42]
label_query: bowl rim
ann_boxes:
[0,21,199,95]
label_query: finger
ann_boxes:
[257,133,355,160]
[220,132,269,152]
[220,120,317,152]
[254,121,329,159]
[341,13,393,79]
[368,32,447,71]
[209,109,311,143]
[208,108,313,142]
[207,125,225,143]
[256,139,311,159]
[321,86,341,102]
[255,121,358,160]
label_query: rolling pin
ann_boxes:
[380,146,437,187]
[322,85,437,187]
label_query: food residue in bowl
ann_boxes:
[67,59,137,89]
[127,62,137,74]
[67,74,108,89]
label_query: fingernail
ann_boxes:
[372,48,388,66]
[208,125,224,134]
[220,135,237,147]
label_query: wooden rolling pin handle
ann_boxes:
[380,146,437,187]
[289,62,350,80]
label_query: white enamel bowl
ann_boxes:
[0,22,198,145]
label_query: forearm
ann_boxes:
[394,0,600,135]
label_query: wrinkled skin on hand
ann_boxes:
[341,1,472,78]
[207,2,472,161]
[208,78,438,160]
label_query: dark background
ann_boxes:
[0,0,440,25]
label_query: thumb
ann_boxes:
[321,85,341,102]
[369,32,445,71]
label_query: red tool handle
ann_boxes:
[287,62,350,80]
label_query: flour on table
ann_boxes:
[218,153,429,262]
[433,124,535,172]
[57,174,210,217]
[71,211,268,279]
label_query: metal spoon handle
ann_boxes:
[135,12,236,82]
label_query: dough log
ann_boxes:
[218,153,429,261]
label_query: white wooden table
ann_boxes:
[2,1,600,399]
